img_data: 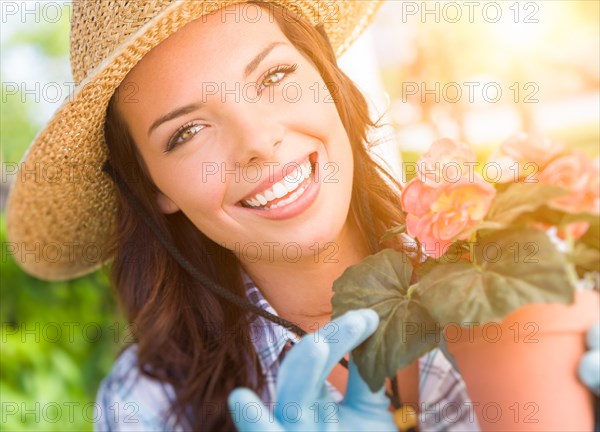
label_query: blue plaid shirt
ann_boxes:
[94,273,480,431]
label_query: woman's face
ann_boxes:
[117,4,354,264]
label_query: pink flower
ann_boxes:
[537,152,600,215]
[558,222,590,240]
[417,138,477,187]
[488,132,564,182]
[533,221,591,241]
[401,176,496,258]
[501,132,563,167]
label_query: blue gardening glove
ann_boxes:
[579,321,600,396]
[227,309,396,431]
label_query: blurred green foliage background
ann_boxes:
[1,214,123,430]
[1,4,126,430]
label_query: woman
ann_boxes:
[6,1,480,430]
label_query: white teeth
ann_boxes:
[301,163,310,179]
[242,159,314,209]
[264,189,275,201]
[283,177,298,193]
[273,182,288,199]
[279,195,293,208]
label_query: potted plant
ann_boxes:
[332,134,599,431]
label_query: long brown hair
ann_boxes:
[104,2,405,429]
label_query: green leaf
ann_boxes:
[569,242,600,274]
[526,205,599,229]
[578,216,600,250]
[455,221,506,238]
[379,225,406,243]
[332,249,439,392]
[415,240,474,278]
[486,183,568,226]
[416,228,576,325]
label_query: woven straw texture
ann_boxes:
[6,0,383,281]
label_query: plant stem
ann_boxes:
[469,232,477,265]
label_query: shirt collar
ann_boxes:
[242,271,300,371]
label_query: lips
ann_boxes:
[239,153,317,211]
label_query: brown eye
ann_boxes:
[262,71,285,87]
[258,64,298,93]
[166,123,205,152]
[179,125,203,142]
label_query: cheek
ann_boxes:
[153,161,229,213]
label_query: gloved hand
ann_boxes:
[579,321,600,396]
[227,309,397,431]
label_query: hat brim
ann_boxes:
[6,0,383,281]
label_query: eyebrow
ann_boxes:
[148,41,286,137]
[244,41,285,78]
[148,103,202,137]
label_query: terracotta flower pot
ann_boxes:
[444,290,599,431]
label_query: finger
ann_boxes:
[578,350,600,396]
[586,322,600,350]
[316,309,380,385]
[228,388,284,432]
[276,330,330,410]
[343,354,392,412]
[275,309,378,415]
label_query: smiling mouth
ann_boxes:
[240,156,316,211]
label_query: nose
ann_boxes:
[224,98,284,166]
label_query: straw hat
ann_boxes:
[6,0,384,281]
